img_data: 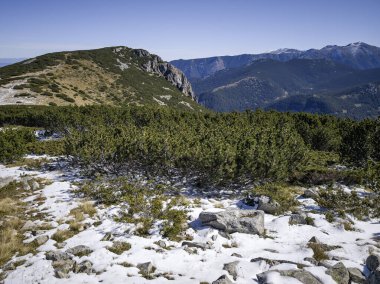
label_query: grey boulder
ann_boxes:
[199,209,265,235]
[34,235,49,246]
[66,245,93,257]
[52,259,76,279]
[181,241,212,251]
[326,262,349,284]
[347,267,365,284]
[137,262,156,275]
[289,213,307,225]
[257,270,322,284]
[212,274,233,284]
[223,261,239,280]
[245,195,280,214]
[74,260,94,274]
[366,254,380,272]
[46,251,72,261]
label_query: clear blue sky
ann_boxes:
[1,0,379,60]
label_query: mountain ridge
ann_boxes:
[171,42,380,81]
[0,47,201,110]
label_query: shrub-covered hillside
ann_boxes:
[0,47,201,111]
[0,105,379,190]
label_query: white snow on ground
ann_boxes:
[153,97,167,106]
[179,101,194,110]
[0,79,37,105]
[1,157,379,283]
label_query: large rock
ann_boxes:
[46,251,72,261]
[257,270,322,284]
[137,262,156,275]
[223,261,239,280]
[289,213,307,225]
[134,49,195,99]
[303,188,319,199]
[74,260,94,274]
[66,245,93,257]
[212,274,233,284]
[326,262,349,284]
[34,235,49,246]
[347,267,365,284]
[367,268,380,284]
[52,259,76,279]
[366,254,380,272]
[244,195,280,214]
[199,209,265,235]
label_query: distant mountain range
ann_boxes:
[0,47,200,110]
[171,42,380,118]
[0,58,25,67]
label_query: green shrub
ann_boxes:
[0,128,36,163]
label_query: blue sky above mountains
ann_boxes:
[1,0,379,60]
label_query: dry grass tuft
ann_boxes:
[51,229,75,243]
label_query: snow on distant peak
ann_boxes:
[270,48,300,55]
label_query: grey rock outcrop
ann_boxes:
[257,270,322,284]
[367,268,380,284]
[303,188,319,199]
[199,209,264,235]
[251,257,307,268]
[34,235,49,246]
[137,262,156,275]
[46,251,72,261]
[212,274,233,284]
[182,241,212,251]
[366,254,380,272]
[133,49,195,100]
[326,262,349,284]
[66,245,93,257]
[52,259,76,279]
[223,261,239,280]
[289,213,307,225]
[347,267,365,284]
[244,195,280,214]
[74,260,94,274]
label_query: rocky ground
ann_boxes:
[0,156,379,284]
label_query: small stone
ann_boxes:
[212,274,233,284]
[182,241,212,251]
[55,242,67,249]
[46,251,72,261]
[219,231,231,240]
[211,235,218,241]
[347,267,365,284]
[156,240,166,248]
[21,220,37,231]
[223,261,239,280]
[34,235,49,246]
[289,214,307,225]
[31,181,40,191]
[101,232,114,241]
[66,245,93,257]
[231,253,242,258]
[303,188,319,199]
[137,262,156,275]
[304,257,319,266]
[366,254,380,272]
[74,260,93,274]
[326,262,349,284]
[183,247,197,254]
[52,259,76,279]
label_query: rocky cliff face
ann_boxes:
[134,49,195,100]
